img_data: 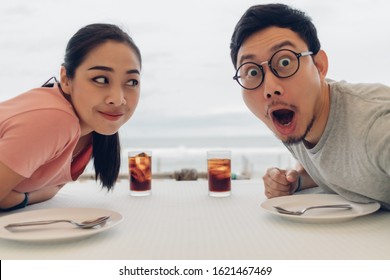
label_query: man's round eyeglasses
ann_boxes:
[233,49,313,90]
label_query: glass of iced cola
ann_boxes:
[207,151,231,197]
[128,151,152,196]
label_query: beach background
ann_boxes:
[119,135,293,178]
[1,0,389,178]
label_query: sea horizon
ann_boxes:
[120,134,285,149]
[117,134,294,178]
[83,134,294,179]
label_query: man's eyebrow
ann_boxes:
[238,40,298,66]
[238,54,256,66]
[269,40,297,52]
[88,66,140,74]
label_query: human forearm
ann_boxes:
[0,185,64,211]
[0,161,27,209]
[295,163,317,191]
[0,191,27,209]
[27,185,64,205]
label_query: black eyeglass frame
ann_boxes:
[233,49,313,90]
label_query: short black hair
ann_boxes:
[230,3,321,68]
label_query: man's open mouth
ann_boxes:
[272,109,295,126]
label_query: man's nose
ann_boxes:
[262,68,283,99]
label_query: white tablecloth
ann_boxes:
[1,178,389,260]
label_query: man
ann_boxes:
[230,4,390,209]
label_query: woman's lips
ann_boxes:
[99,111,124,121]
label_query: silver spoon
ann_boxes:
[4,215,110,229]
[273,204,352,215]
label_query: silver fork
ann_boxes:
[273,204,352,215]
[4,215,110,229]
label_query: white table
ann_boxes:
[1,178,389,260]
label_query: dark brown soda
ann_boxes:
[129,153,152,192]
[207,158,231,192]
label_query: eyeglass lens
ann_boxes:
[235,49,303,90]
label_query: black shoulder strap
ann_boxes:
[41,76,59,87]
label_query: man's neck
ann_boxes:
[304,81,331,147]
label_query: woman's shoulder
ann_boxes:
[1,85,77,121]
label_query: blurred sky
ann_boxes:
[1,0,389,138]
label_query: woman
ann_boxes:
[0,23,142,211]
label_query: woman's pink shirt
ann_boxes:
[0,85,84,192]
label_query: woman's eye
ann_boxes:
[126,79,139,86]
[93,77,108,84]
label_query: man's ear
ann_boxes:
[313,50,328,79]
[60,66,71,95]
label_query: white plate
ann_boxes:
[261,194,380,223]
[0,208,123,242]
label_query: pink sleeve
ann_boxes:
[0,109,79,178]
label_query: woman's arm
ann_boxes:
[0,161,26,209]
[27,184,65,205]
[1,160,65,210]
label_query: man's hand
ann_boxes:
[262,167,299,198]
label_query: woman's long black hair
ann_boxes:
[62,23,142,189]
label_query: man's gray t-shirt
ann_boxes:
[285,80,390,209]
